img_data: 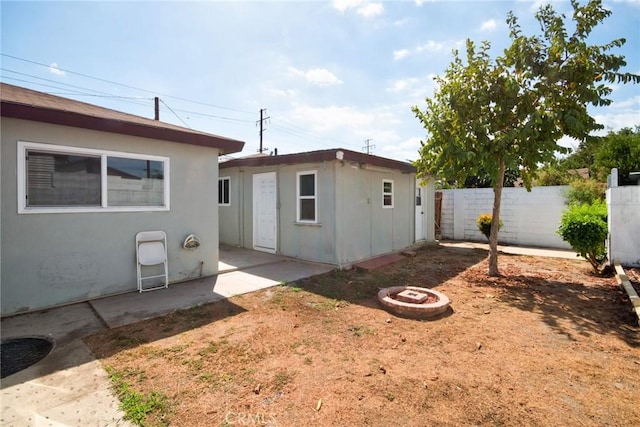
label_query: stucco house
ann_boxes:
[218,149,435,268]
[0,83,244,316]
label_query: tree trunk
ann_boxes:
[488,159,506,277]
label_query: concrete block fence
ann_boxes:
[439,186,571,250]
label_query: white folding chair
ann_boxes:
[135,231,169,292]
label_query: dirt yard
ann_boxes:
[85,245,639,427]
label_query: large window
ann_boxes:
[296,170,317,223]
[218,177,230,206]
[18,141,169,213]
[383,179,394,208]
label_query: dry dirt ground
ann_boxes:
[85,245,640,427]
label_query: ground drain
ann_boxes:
[1,337,54,378]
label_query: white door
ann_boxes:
[253,172,277,253]
[415,183,425,241]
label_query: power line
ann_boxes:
[1,53,256,115]
[0,76,154,110]
[159,98,190,128]
[1,68,152,100]
[270,117,363,151]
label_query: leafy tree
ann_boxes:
[560,127,640,182]
[593,127,640,182]
[564,178,605,206]
[463,167,520,188]
[413,0,638,276]
[535,160,572,186]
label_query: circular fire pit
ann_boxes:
[378,286,450,319]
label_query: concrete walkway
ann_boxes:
[1,247,333,427]
[439,240,582,260]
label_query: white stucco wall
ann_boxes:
[607,186,640,267]
[1,117,220,315]
[439,186,571,249]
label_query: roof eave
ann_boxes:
[1,101,245,155]
[220,148,415,173]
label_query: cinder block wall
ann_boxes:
[439,186,571,249]
[607,186,640,267]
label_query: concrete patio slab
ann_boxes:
[218,244,287,273]
[89,259,335,329]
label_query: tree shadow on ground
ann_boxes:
[489,273,639,347]
[84,299,246,359]
[293,244,487,306]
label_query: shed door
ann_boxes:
[415,183,425,241]
[253,172,277,253]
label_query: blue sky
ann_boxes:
[2,0,639,162]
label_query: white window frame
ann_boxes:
[17,141,170,214]
[296,170,317,223]
[383,179,394,208]
[218,176,230,206]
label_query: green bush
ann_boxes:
[565,178,605,206]
[557,201,608,272]
[476,214,502,240]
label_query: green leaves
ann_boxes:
[413,0,638,275]
[557,202,608,271]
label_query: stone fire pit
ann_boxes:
[378,286,450,319]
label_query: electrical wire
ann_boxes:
[2,55,369,154]
[159,99,190,128]
[1,53,256,115]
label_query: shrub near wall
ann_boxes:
[557,201,608,272]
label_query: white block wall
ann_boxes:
[607,186,640,267]
[439,186,571,249]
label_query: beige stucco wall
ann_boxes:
[1,117,220,315]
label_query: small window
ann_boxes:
[218,177,230,206]
[297,171,317,223]
[383,179,394,208]
[416,187,422,206]
[18,141,169,213]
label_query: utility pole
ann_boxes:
[363,139,375,154]
[257,108,270,153]
[154,97,159,120]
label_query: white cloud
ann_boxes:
[393,49,410,60]
[392,39,463,60]
[289,104,371,133]
[333,0,362,12]
[386,74,437,103]
[480,19,497,31]
[414,0,435,6]
[416,40,445,53]
[610,95,640,109]
[386,78,419,93]
[271,88,299,97]
[288,67,343,86]
[393,18,409,27]
[332,0,383,17]
[380,136,422,161]
[48,62,65,76]
[357,2,383,17]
